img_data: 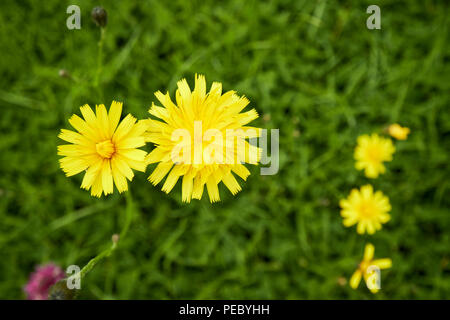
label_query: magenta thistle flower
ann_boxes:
[24,263,65,300]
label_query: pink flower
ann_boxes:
[24,263,65,300]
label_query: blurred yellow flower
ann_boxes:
[350,243,392,293]
[354,133,395,178]
[340,185,391,235]
[388,123,410,140]
[145,74,261,203]
[58,101,148,197]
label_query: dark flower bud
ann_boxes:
[91,6,107,27]
[48,279,79,300]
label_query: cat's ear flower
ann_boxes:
[387,123,410,140]
[354,133,395,178]
[145,74,261,203]
[340,185,391,235]
[350,243,392,294]
[58,101,147,197]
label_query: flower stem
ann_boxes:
[94,27,106,88]
[78,191,134,280]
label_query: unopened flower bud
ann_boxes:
[91,6,107,27]
[58,69,70,78]
[112,233,119,244]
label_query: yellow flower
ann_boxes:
[388,123,410,140]
[145,74,261,203]
[58,101,148,197]
[350,243,392,293]
[354,133,395,178]
[340,185,391,235]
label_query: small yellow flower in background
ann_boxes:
[340,184,391,235]
[58,101,148,197]
[350,243,392,293]
[145,74,261,203]
[354,133,395,178]
[388,123,410,140]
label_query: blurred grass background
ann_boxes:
[0,0,449,299]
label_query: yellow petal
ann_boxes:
[222,171,241,195]
[112,114,136,143]
[161,165,186,194]
[148,162,173,185]
[108,101,123,135]
[80,104,99,132]
[148,103,170,122]
[372,258,392,269]
[237,109,259,126]
[111,155,134,180]
[115,137,146,149]
[90,173,103,197]
[124,158,147,172]
[366,221,376,235]
[145,147,171,164]
[111,166,128,193]
[81,160,103,190]
[59,157,89,177]
[101,160,114,195]
[349,270,362,289]
[58,129,93,147]
[181,174,194,203]
[364,243,375,261]
[231,164,250,181]
[192,175,205,200]
[117,149,147,162]
[206,175,220,203]
[68,114,99,142]
[194,73,207,99]
[356,221,366,234]
[57,144,95,157]
[177,78,192,106]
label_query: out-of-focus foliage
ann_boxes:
[0,0,448,299]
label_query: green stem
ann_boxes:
[78,191,134,280]
[79,241,117,279]
[94,27,106,88]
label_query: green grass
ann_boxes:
[0,0,449,299]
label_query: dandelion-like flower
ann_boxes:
[354,133,395,178]
[58,101,147,197]
[145,74,261,203]
[24,263,65,300]
[388,123,410,140]
[350,243,392,293]
[340,185,391,235]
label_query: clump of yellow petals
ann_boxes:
[354,133,395,178]
[145,74,261,203]
[340,185,391,235]
[58,101,148,197]
[350,243,392,293]
[388,123,410,140]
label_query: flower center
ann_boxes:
[367,146,382,162]
[96,140,115,159]
[358,200,377,218]
[359,260,371,272]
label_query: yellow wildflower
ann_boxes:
[350,243,392,293]
[388,123,410,140]
[354,133,395,178]
[340,185,391,235]
[58,101,148,197]
[145,74,261,203]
